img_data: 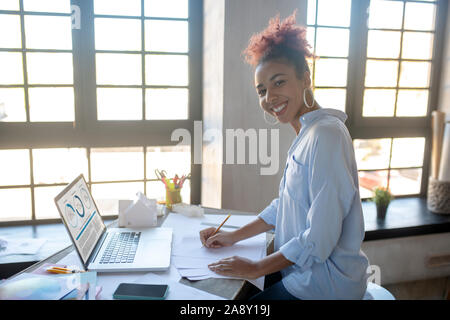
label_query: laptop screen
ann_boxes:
[55,175,106,264]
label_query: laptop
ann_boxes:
[54,174,172,272]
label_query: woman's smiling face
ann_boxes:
[255,60,309,126]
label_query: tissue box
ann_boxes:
[118,192,158,227]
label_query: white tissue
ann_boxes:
[118,192,158,227]
[171,203,205,217]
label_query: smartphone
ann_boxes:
[113,283,169,300]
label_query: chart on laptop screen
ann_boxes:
[56,178,104,262]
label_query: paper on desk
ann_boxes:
[202,214,257,229]
[134,271,225,300]
[0,238,46,257]
[172,233,266,262]
[162,213,257,243]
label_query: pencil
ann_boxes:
[210,214,231,236]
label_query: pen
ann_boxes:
[46,267,85,274]
[210,214,231,237]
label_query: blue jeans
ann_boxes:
[249,272,299,300]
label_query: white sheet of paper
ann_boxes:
[172,233,266,262]
[0,238,47,257]
[172,256,212,269]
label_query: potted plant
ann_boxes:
[372,187,394,219]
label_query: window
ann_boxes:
[307,0,351,112]
[307,0,445,199]
[0,0,201,224]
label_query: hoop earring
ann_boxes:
[263,111,279,125]
[303,88,315,109]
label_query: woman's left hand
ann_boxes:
[208,256,260,279]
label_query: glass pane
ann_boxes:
[364,60,398,87]
[24,16,72,50]
[389,168,422,196]
[396,89,428,117]
[28,87,74,122]
[399,61,430,88]
[34,185,65,219]
[314,58,347,87]
[23,0,71,13]
[32,148,88,184]
[402,32,433,60]
[307,0,317,25]
[145,88,188,120]
[313,88,346,112]
[0,0,19,10]
[146,145,191,180]
[97,88,142,120]
[368,0,403,29]
[145,54,188,86]
[363,89,396,117]
[0,188,32,222]
[96,53,141,85]
[95,18,141,51]
[145,181,166,202]
[91,182,145,216]
[306,27,315,53]
[144,0,188,19]
[145,20,188,53]
[358,170,388,199]
[367,30,401,59]
[27,52,73,84]
[353,138,391,170]
[0,88,26,122]
[94,0,141,16]
[0,52,23,84]
[0,14,21,48]
[404,2,435,31]
[390,137,425,168]
[315,28,349,57]
[0,149,30,186]
[317,0,351,27]
[91,147,144,182]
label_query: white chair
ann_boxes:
[363,282,395,300]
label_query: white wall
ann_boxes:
[202,0,307,213]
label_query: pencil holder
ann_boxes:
[166,187,182,210]
[427,176,450,214]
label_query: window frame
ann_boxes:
[335,0,447,198]
[0,0,203,226]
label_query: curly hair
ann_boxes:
[242,10,314,79]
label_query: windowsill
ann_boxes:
[362,197,450,241]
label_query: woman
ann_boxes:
[200,12,370,300]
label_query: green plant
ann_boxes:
[372,187,394,208]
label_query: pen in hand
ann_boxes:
[201,214,231,248]
[210,214,231,237]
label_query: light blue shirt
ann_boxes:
[258,108,370,300]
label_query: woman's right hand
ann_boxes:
[199,227,236,248]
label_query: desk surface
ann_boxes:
[3,207,270,300]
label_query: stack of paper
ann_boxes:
[162,213,266,290]
[0,238,46,257]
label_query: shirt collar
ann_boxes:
[299,108,348,127]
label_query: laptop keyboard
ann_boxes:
[99,232,141,264]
